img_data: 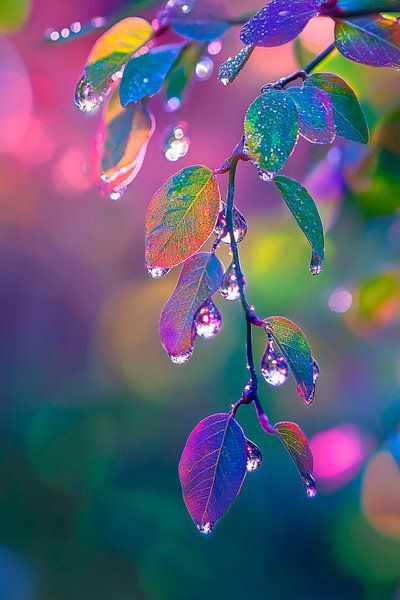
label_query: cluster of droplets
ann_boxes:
[214,204,248,244]
[217,45,253,86]
[194,299,222,339]
[162,121,190,162]
[245,439,263,472]
[44,16,106,43]
[261,338,289,387]
[219,263,244,301]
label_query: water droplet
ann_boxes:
[302,474,317,498]
[246,439,262,472]
[257,168,274,182]
[194,299,222,339]
[162,121,190,162]
[107,186,127,201]
[195,56,214,81]
[168,346,194,364]
[164,96,181,112]
[261,341,288,386]
[309,251,323,275]
[197,521,214,535]
[312,357,319,384]
[217,45,253,86]
[148,266,170,278]
[214,205,247,244]
[74,73,101,113]
[218,263,243,301]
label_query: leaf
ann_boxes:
[265,316,315,404]
[84,17,153,96]
[240,0,323,47]
[217,45,254,86]
[159,252,224,357]
[274,421,316,497]
[91,89,155,197]
[273,176,325,274]
[305,73,369,144]
[120,43,184,107]
[145,165,221,269]
[334,16,400,69]
[158,0,231,41]
[327,0,400,12]
[287,85,335,144]
[164,42,204,108]
[179,413,247,533]
[244,91,299,173]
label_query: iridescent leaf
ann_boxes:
[84,17,153,96]
[264,317,315,404]
[145,165,221,269]
[218,45,254,86]
[158,0,231,41]
[160,252,224,357]
[287,85,335,144]
[164,42,204,108]
[274,421,316,498]
[240,0,323,48]
[334,16,400,69]
[244,91,299,173]
[273,176,325,274]
[91,88,155,199]
[305,73,369,144]
[179,412,247,534]
[325,0,400,12]
[120,43,184,107]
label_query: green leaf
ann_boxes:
[265,316,315,404]
[164,42,204,108]
[244,91,299,173]
[145,165,221,269]
[274,421,316,498]
[334,16,400,69]
[273,175,324,275]
[160,252,224,357]
[287,85,335,144]
[305,72,369,144]
[120,43,184,106]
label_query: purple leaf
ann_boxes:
[240,0,324,48]
[159,252,224,359]
[287,85,335,144]
[274,421,316,498]
[335,16,400,69]
[179,413,247,534]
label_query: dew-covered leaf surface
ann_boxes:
[287,85,335,144]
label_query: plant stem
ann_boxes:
[273,42,336,88]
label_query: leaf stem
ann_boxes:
[272,42,336,89]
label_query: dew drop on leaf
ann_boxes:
[162,121,190,162]
[257,168,274,182]
[309,250,323,275]
[168,346,194,364]
[302,474,317,498]
[261,340,289,387]
[214,205,247,244]
[107,186,127,201]
[245,439,263,472]
[74,73,101,113]
[194,299,222,338]
[218,262,243,301]
[312,357,319,384]
[148,266,171,278]
[197,521,214,535]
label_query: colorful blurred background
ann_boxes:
[1,0,400,598]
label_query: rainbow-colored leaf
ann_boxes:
[120,43,184,107]
[265,317,315,404]
[335,16,400,69]
[274,421,316,498]
[326,0,400,13]
[179,413,247,534]
[160,252,224,357]
[158,0,231,41]
[240,0,323,47]
[274,176,325,275]
[305,73,369,144]
[91,89,155,198]
[244,91,299,173]
[84,17,153,97]
[145,165,221,269]
[287,85,335,144]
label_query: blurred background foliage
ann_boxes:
[0,0,399,599]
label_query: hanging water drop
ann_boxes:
[257,168,274,182]
[74,73,101,113]
[107,186,127,201]
[218,263,243,301]
[194,299,222,338]
[309,251,323,275]
[312,357,320,384]
[162,121,190,162]
[148,266,170,278]
[261,340,288,387]
[214,205,247,244]
[168,346,194,365]
[302,475,317,498]
[197,521,214,535]
[195,56,214,81]
[245,439,263,472]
